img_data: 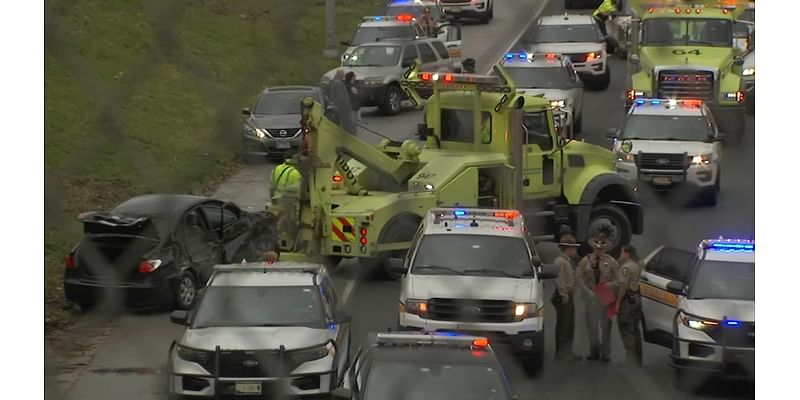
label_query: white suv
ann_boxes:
[525,14,610,90]
[341,15,426,63]
[608,98,723,206]
[395,207,558,376]
[439,0,494,24]
[640,238,754,390]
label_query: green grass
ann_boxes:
[44,0,383,330]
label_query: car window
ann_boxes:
[440,109,492,143]
[351,25,417,45]
[506,67,570,89]
[416,43,437,63]
[621,114,713,142]
[523,111,553,151]
[642,18,732,47]
[431,41,450,59]
[534,24,602,43]
[645,247,696,282]
[344,45,402,67]
[403,44,419,64]
[201,203,238,231]
[253,92,308,115]
[192,285,326,328]
[688,260,754,301]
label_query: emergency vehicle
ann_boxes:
[439,0,494,24]
[501,52,585,134]
[340,15,426,63]
[386,0,464,58]
[640,238,754,389]
[623,0,749,140]
[526,14,611,90]
[607,98,723,205]
[396,207,558,376]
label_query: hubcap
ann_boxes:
[179,276,195,306]
[588,217,620,249]
[389,91,400,112]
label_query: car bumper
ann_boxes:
[574,59,607,77]
[399,312,544,357]
[63,276,176,307]
[442,2,490,17]
[615,162,718,190]
[671,341,754,379]
[242,134,303,156]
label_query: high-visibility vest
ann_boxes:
[593,0,617,17]
[271,163,301,196]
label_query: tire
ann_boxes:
[617,46,628,60]
[590,68,611,91]
[175,272,198,310]
[564,0,575,9]
[379,85,402,116]
[585,202,632,257]
[359,216,420,280]
[489,4,494,19]
[522,331,545,378]
[701,172,721,207]
[573,112,583,135]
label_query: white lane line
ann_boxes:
[341,275,358,305]
[483,0,551,74]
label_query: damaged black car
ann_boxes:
[63,194,279,311]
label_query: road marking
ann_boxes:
[341,276,358,306]
[483,0,551,74]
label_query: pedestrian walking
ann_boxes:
[551,232,582,362]
[329,69,357,134]
[344,71,362,125]
[576,232,620,362]
[616,244,644,366]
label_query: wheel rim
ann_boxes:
[588,216,621,250]
[389,90,400,112]
[179,276,196,306]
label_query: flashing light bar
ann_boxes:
[634,98,704,108]
[724,320,742,327]
[375,332,490,348]
[364,15,415,22]
[418,72,503,85]
[701,238,754,252]
[437,208,521,219]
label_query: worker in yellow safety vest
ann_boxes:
[270,150,302,200]
[592,0,618,37]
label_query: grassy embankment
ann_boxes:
[44,0,381,331]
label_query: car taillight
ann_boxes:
[138,259,162,274]
[65,255,76,269]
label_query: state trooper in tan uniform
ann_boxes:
[616,244,643,366]
[551,233,582,362]
[575,232,620,362]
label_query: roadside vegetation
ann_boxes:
[44,0,381,332]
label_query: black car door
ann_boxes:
[200,201,253,263]
[179,207,223,284]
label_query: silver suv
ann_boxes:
[396,207,558,376]
[166,262,351,399]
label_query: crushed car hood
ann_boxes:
[685,299,754,322]
[246,114,302,130]
[409,274,534,301]
[182,326,332,351]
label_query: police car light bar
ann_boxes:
[701,238,754,252]
[432,208,521,219]
[375,332,490,349]
[634,98,703,108]
[363,15,416,22]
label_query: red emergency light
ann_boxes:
[333,175,343,182]
[396,13,414,22]
[443,74,454,83]
[420,72,432,81]
[545,53,557,60]
[493,211,520,219]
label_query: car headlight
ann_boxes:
[362,77,384,86]
[402,299,429,318]
[586,51,602,61]
[742,67,755,76]
[289,343,332,365]
[678,311,719,331]
[615,151,635,163]
[176,345,214,365]
[513,303,540,322]
[244,126,267,139]
[550,99,566,108]
[691,153,712,165]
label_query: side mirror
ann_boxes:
[170,310,189,326]
[733,56,745,66]
[530,255,542,267]
[605,128,618,139]
[334,308,352,324]
[538,263,559,280]
[241,107,251,116]
[666,280,685,295]
[340,40,350,46]
[331,388,353,399]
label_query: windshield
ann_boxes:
[388,6,442,21]
[621,115,712,141]
[192,285,326,328]
[254,92,313,115]
[642,18,732,47]
[363,361,508,400]
[344,45,402,67]
[739,9,755,23]
[689,260,754,300]
[351,26,416,45]
[733,21,750,38]
[411,234,532,278]
[533,24,601,43]
[506,67,570,89]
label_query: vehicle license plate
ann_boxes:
[276,141,291,149]
[652,176,672,186]
[235,382,262,395]
[449,6,462,11]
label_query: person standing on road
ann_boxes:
[330,69,357,134]
[344,71,362,126]
[551,233,583,362]
[592,0,618,37]
[420,7,438,37]
[576,232,620,362]
[616,244,644,366]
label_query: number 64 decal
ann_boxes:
[672,49,701,55]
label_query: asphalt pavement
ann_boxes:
[54,0,755,399]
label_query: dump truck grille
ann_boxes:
[657,70,715,100]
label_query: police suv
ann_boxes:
[439,0,494,24]
[166,262,351,399]
[639,238,754,389]
[386,0,464,58]
[525,13,611,90]
[341,15,426,63]
[333,332,514,399]
[396,208,558,376]
[501,52,585,134]
[607,98,723,206]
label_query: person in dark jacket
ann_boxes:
[330,69,357,134]
[344,71,361,127]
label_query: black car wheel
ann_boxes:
[176,272,198,310]
[380,85,402,116]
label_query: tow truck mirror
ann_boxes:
[538,264,559,280]
[733,56,745,66]
[605,128,618,139]
[666,280,685,295]
[170,310,189,326]
[241,107,251,116]
[387,262,409,276]
[331,388,353,399]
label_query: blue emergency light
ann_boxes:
[374,16,383,21]
[635,99,645,105]
[724,320,741,327]
[504,53,528,60]
[453,209,468,217]
[651,99,661,105]
[708,242,754,252]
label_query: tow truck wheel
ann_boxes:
[360,216,420,280]
[582,202,631,257]
[380,85,402,116]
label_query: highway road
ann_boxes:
[52,0,755,399]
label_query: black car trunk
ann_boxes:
[76,212,162,282]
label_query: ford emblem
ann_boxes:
[463,306,481,314]
[279,129,288,137]
[243,359,259,368]
[656,158,670,165]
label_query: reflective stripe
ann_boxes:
[331,217,357,243]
